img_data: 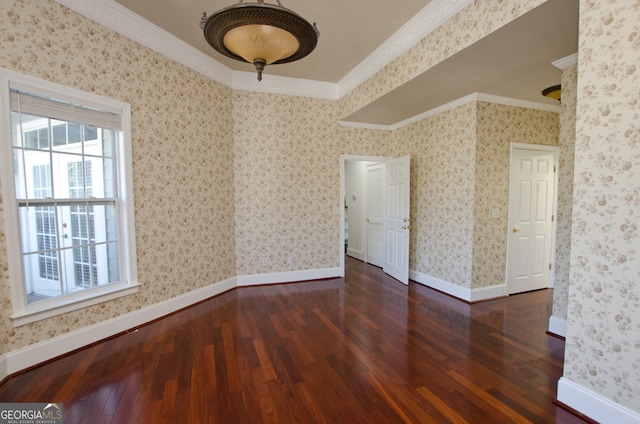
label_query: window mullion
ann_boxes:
[2,69,137,326]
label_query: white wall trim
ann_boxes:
[53,0,472,100]
[336,0,474,97]
[410,270,508,302]
[340,92,561,131]
[410,270,471,301]
[557,378,640,424]
[231,72,338,100]
[346,250,365,262]
[0,276,236,380]
[548,315,567,338]
[469,283,509,302]
[54,0,234,87]
[553,53,579,70]
[236,267,341,287]
[0,266,343,380]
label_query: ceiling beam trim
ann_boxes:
[337,0,475,98]
[339,92,560,131]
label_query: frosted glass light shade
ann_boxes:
[223,24,299,64]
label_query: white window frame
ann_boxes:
[0,68,139,327]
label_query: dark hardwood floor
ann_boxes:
[1,257,589,423]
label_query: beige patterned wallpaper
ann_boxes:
[473,102,559,288]
[0,0,562,355]
[553,64,578,321]
[232,91,346,275]
[398,103,478,288]
[564,0,640,411]
[339,0,548,118]
[0,0,236,352]
[5,2,634,417]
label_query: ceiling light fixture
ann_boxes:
[200,0,319,81]
[542,84,561,102]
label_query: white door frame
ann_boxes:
[340,155,389,276]
[505,142,560,291]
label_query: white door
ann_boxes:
[384,156,410,285]
[365,163,385,267]
[507,148,556,294]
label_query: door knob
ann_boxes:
[513,227,520,233]
[403,218,410,222]
[402,225,410,230]
[366,217,370,223]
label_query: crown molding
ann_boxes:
[553,52,579,69]
[476,93,561,113]
[340,92,560,131]
[55,0,234,87]
[231,72,338,100]
[54,0,472,100]
[337,0,474,98]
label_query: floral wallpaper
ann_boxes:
[2,0,636,418]
[552,63,578,322]
[398,103,478,288]
[0,0,563,356]
[339,0,548,118]
[0,0,236,353]
[564,0,640,411]
[473,103,559,288]
[232,92,345,275]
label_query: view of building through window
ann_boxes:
[12,110,120,304]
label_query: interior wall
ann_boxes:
[337,0,548,119]
[472,102,559,289]
[0,0,236,354]
[552,63,578,322]
[232,91,394,276]
[395,102,478,287]
[563,0,640,413]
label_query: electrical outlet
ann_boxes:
[287,256,293,265]
[261,258,269,267]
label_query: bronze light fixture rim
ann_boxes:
[542,84,562,101]
[201,2,319,65]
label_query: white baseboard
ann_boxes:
[410,270,508,302]
[346,248,365,261]
[0,267,343,381]
[548,315,567,338]
[236,267,341,286]
[557,377,640,424]
[0,277,237,380]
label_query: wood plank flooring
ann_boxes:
[0,257,589,423]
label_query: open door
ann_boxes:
[384,156,410,285]
[365,163,385,267]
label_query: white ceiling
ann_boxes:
[112,0,578,125]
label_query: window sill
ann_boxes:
[11,282,140,327]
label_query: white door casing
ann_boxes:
[384,156,410,285]
[507,146,558,294]
[365,163,385,268]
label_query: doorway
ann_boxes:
[340,155,411,285]
[506,143,559,294]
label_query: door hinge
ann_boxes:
[549,263,552,270]
[554,165,557,173]
[552,214,554,222]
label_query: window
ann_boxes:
[0,69,138,326]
